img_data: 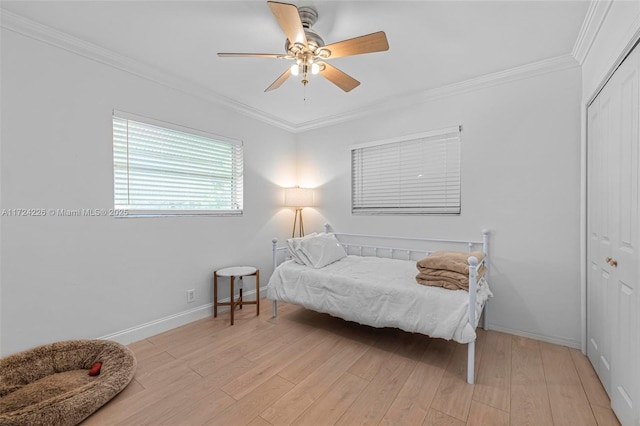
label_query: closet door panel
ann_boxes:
[586,115,602,397]
[598,80,617,390]
[587,97,611,390]
[610,48,639,426]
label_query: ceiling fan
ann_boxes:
[217,1,389,93]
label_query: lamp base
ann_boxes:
[292,208,305,238]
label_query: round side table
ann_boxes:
[213,266,260,325]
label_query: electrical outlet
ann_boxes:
[186,289,195,303]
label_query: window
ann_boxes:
[113,111,243,216]
[351,126,461,215]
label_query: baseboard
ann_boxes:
[488,324,581,349]
[99,286,268,345]
[99,289,579,351]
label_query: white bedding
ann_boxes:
[267,255,492,344]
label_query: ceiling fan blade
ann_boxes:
[267,1,307,47]
[321,31,389,59]
[265,68,292,92]
[217,53,287,59]
[318,62,360,92]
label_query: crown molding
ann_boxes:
[1,9,580,134]
[572,0,613,65]
[0,9,299,132]
[294,54,579,133]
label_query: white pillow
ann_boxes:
[298,233,347,268]
[286,233,317,265]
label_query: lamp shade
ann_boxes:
[284,187,314,207]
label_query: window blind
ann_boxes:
[113,112,243,216]
[351,127,461,215]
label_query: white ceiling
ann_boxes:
[1,1,589,130]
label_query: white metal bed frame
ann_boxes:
[270,224,490,384]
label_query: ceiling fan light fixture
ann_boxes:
[218,1,389,93]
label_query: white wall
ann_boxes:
[0,29,296,355]
[297,66,583,347]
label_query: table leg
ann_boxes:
[230,276,235,326]
[256,270,260,316]
[213,272,218,318]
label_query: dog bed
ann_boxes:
[0,340,136,426]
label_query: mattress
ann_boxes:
[267,255,492,344]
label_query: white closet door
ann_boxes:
[587,43,640,426]
[587,80,614,393]
[609,45,639,426]
[586,99,600,382]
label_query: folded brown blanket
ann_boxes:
[416,250,485,275]
[415,251,486,291]
[416,266,486,291]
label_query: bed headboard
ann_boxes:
[272,224,490,275]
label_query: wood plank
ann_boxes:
[261,338,369,425]
[511,336,546,386]
[130,350,175,381]
[422,409,465,426]
[146,316,226,349]
[591,405,621,426]
[430,331,486,422]
[277,331,344,384]
[547,384,599,426]
[540,341,598,426]
[474,328,488,367]
[541,342,584,386]
[347,336,396,381]
[81,370,203,425]
[335,352,418,425]
[165,318,274,360]
[473,330,511,412]
[127,339,165,362]
[466,400,509,426]
[380,339,454,426]
[510,336,553,426]
[290,372,368,426]
[510,384,553,426]
[221,328,329,400]
[168,357,257,424]
[134,353,198,389]
[204,376,294,426]
[246,416,274,426]
[116,378,145,398]
[117,386,235,426]
[242,320,323,364]
[82,378,145,424]
[569,348,611,408]
[190,320,305,378]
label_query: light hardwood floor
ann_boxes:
[83,300,620,426]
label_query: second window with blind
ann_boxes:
[351,126,462,215]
